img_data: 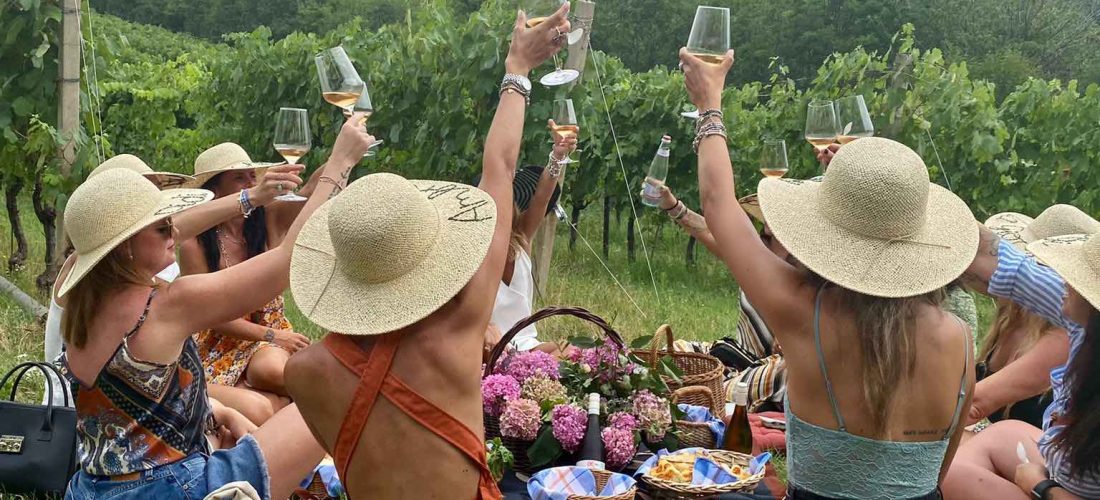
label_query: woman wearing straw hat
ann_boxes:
[59,117,375,500]
[179,143,318,424]
[681,48,977,499]
[42,154,304,409]
[942,222,1100,499]
[962,206,1096,430]
[282,6,570,499]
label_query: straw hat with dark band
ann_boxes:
[758,137,979,298]
[473,165,560,216]
[59,169,213,296]
[89,154,195,189]
[186,143,280,188]
[986,205,1100,251]
[1029,233,1100,312]
[290,172,497,336]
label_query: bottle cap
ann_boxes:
[587,393,600,414]
[661,134,672,143]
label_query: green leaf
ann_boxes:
[567,336,597,349]
[630,334,654,349]
[527,426,563,467]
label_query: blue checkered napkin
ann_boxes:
[692,455,740,486]
[528,466,637,500]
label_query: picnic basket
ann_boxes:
[632,325,726,419]
[640,450,764,498]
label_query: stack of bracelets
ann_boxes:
[238,189,255,218]
[692,108,727,153]
[663,199,688,221]
[546,151,567,178]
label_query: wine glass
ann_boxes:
[519,0,578,87]
[551,99,578,164]
[804,100,840,152]
[351,84,384,157]
[760,139,789,178]
[272,107,311,202]
[834,95,874,144]
[315,47,365,116]
[682,6,731,118]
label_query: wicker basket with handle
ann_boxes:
[669,386,721,449]
[483,307,626,474]
[641,450,764,497]
[570,469,637,500]
[632,325,726,419]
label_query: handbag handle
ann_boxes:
[12,362,72,407]
[483,306,624,378]
[0,362,70,434]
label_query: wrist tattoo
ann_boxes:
[319,176,345,199]
[264,329,275,342]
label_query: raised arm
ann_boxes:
[960,224,1002,295]
[517,119,575,244]
[458,4,570,322]
[160,116,375,337]
[680,48,806,330]
[171,164,303,241]
[965,327,1070,425]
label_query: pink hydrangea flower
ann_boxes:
[609,412,638,432]
[601,427,636,470]
[551,404,587,453]
[500,398,542,441]
[481,374,520,417]
[502,350,560,384]
[633,390,672,440]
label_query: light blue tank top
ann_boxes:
[785,287,969,499]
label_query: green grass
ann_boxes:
[0,198,997,401]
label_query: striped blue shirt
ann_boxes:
[988,240,1100,497]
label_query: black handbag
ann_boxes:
[708,336,760,372]
[0,361,79,496]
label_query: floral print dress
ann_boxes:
[193,295,292,386]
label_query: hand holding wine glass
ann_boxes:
[251,164,305,206]
[328,112,378,167]
[548,118,578,159]
[679,47,734,111]
[506,1,571,75]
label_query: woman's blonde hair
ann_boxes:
[62,245,153,349]
[811,274,948,436]
[980,300,1053,362]
[508,203,528,263]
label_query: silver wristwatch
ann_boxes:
[501,73,532,105]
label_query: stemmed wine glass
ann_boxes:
[316,47,365,115]
[551,99,579,164]
[680,6,730,120]
[804,100,840,152]
[351,83,384,157]
[834,95,874,144]
[760,139,789,178]
[520,0,578,86]
[272,107,311,202]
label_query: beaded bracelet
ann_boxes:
[671,202,689,221]
[693,123,728,153]
[547,151,566,178]
[238,189,255,218]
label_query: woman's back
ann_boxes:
[784,285,972,499]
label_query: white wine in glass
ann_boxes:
[804,100,839,151]
[552,98,578,164]
[760,139,789,178]
[315,47,365,115]
[835,95,874,144]
[519,0,578,87]
[682,6,731,117]
[272,107,311,202]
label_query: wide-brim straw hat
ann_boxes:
[89,154,195,189]
[290,172,497,336]
[1029,233,1100,312]
[186,142,280,188]
[758,137,979,298]
[739,176,824,224]
[473,165,561,215]
[59,169,213,296]
[986,205,1100,251]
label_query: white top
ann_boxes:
[492,250,540,351]
[41,261,180,406]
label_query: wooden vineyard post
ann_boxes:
[54,0,81,272]
[531,0,595,297]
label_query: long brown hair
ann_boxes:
[61,247,152,349]
[811,274,948,436]
[1052,308,1100,478]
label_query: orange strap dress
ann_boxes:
[322,333,501,500]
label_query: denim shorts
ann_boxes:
[65,434,270,500]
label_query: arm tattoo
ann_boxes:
[319,176,345,199]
